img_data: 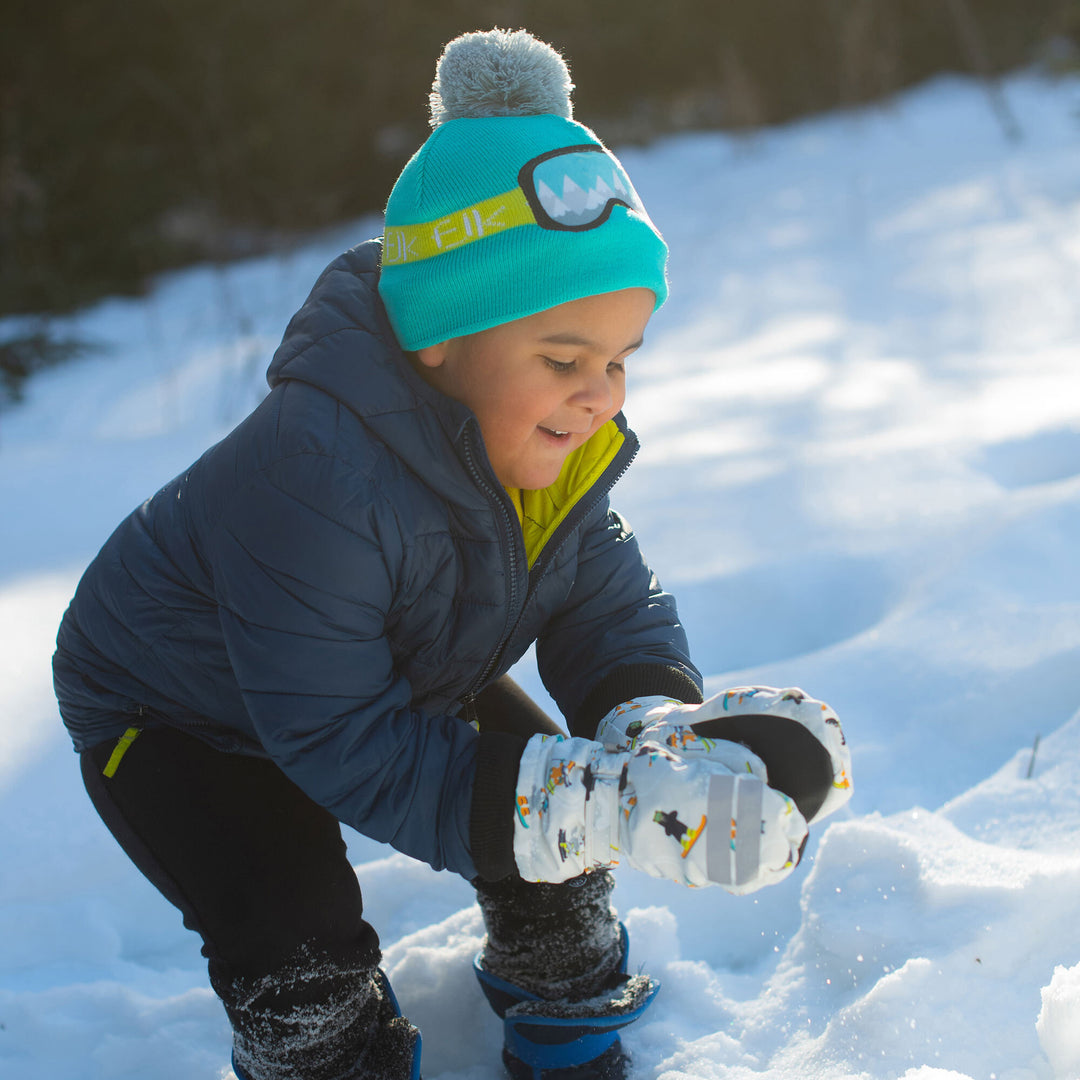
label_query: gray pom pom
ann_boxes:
[429,28,574,128]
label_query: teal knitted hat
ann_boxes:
[378,29,669,351]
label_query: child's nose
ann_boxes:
[572,371,615,413]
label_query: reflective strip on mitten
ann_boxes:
[512,733,808,893]
[596,685,853,825]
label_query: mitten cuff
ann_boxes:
[470,731,530,882]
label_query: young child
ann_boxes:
[53,29,852,1080]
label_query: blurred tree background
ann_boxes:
[1,0,1077,320]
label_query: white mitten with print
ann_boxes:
[512,733,807,894]
[596,686,852,825]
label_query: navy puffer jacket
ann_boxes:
[54,241,702,881]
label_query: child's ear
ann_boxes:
[414,341,450,369]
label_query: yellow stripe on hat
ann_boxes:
[383,186,536,265]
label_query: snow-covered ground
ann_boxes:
[2,71,1080,1080]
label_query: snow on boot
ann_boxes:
[474,871,625,1001]
[217,948,421,1080]
[367,970,423,1080]
[474,871,657,1078]
[474,924,658,1080]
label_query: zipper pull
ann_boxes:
[462,694,481,732]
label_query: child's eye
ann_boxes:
[544,357,576,374]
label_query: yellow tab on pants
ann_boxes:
[102,727,142,778]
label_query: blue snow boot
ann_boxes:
[474,924,659,1080]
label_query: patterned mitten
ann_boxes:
[596,686,852,824]
[513,734,807,894]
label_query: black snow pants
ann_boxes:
[80,676,623,1080]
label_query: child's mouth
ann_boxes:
[538,426,571,441]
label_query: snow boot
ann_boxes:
[224,956,421,1080]
[474,923,659,1080]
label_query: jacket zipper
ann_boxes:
[461,425,526,701]
[459,420,639,711]
[529,429,638,582]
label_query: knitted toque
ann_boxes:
[378,28,669,351]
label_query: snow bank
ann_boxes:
[1038,963,1080,1079]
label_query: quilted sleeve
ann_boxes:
[535,498,703,739]
[210,450,487,878]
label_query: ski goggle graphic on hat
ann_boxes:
[519,144,651,231]
[382,144,658,265]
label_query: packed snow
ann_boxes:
[2,71,1080,1080]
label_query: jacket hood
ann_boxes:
[266,239,484,480]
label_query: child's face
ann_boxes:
[415,288,653,490]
